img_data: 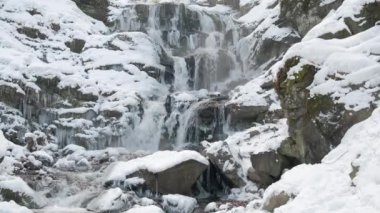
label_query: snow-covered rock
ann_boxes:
[86,188,135,212]
[162,194,198,213]
[0,175,47,209]
[104,150,209,195]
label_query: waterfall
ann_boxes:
[114,2,242,150]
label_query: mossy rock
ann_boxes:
[0,188,41,209]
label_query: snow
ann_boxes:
[260,107,380,213]
[124,205,164,213]
[0,131,9,160]
[86,188,127,212]
[0,201,32,213]
[227,73,279,109]
[162,194,198,213]
[104,150,209,182]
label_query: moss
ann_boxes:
[307,95,334,118]
[0,188,38,209]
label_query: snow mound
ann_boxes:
[124,205,164,213]
[104,150,209,182]
[162,194,198,213]
[262,107,380,213]
[0,201,32,213]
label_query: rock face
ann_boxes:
[250,151,296,187]
[275,55,374,163]
[280,0,344,37]
[73,0,109,24]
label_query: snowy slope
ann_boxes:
[261,107,380,213]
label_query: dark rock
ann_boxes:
[65,38,86,54]
[344,2,380,35]
[108,159,208,195]
[226,104,269,130]
[73,0,109,24]
[275,57,374,163]
[17,27,47,40]
[250,151,296,187]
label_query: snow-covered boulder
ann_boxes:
[124,205,164,213]
[104,151,209,195]
[162,194,198,213]
[203,119,289,187]
[0,175,47,209]
[86,188,136,212]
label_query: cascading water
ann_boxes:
[114,2,243,150]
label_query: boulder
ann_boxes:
[104,151,209,195]
[203,142,245,188]
[250,151,295,187]
[0,176,47,209]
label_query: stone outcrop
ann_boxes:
[279,0,344,37]
[73,0,109,24]
[275,57,374,163]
